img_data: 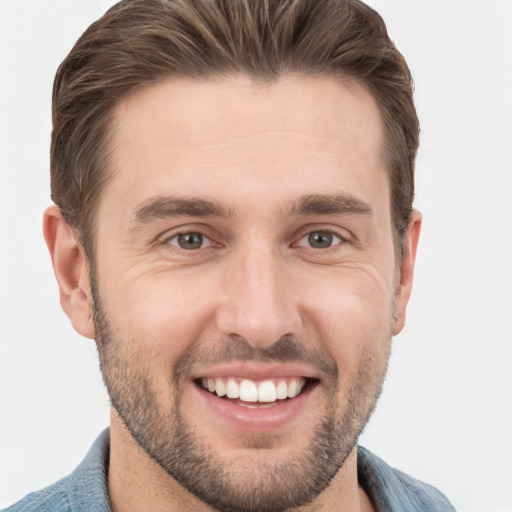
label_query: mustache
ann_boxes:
[173,334,338,383]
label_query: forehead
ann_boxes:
[104,74,387,218]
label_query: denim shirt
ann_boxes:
[3,429,455,512]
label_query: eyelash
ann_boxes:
[162,227,350,252]
[294,229,347,250]
[163,229,216,250]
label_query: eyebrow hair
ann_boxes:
[286,194,373,217]
[132,196,233,224]
[131,192,372,226]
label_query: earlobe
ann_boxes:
[393,209,422,336]
[43,205,95,339]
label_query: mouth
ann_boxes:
[194,376,317,409]
[191,364,321,431]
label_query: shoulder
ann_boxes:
[357,446,456,512]
[2,430,111,512]
[2,477,71,512]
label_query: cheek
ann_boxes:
[300,266,395,373]
[102,270,219,363]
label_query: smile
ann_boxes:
[197,377,310,405]
[192,367,320,430]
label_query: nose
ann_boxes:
[215,247,302,349]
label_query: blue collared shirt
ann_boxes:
[3,429,455,511]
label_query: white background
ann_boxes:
[0,1,511,510]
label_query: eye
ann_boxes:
[296,230,343,249]
[166,232,213,250]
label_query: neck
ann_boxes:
[107,410,374,512]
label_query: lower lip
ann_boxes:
[193,381,317,432]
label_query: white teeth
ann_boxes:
[240,379,258,401]
[287,379,299,398]
[276,381,288,399]
[215,378,226,397]
[258,380,277,402]
[200,377,306,403]
[226,378,239,399]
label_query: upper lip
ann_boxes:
[191,363,320,381]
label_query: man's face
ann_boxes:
[90,75,406,512]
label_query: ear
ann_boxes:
[393,209,422,336]
[43,205,95,339]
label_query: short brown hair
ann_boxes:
[51,0,419,259]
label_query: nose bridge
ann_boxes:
[216,242,301,347]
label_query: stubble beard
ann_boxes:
[91,279,392,512]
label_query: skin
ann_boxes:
[44,74,421,512]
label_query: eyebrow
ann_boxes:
[131,192,372,226]
[132,196,233,224]
[285,194,373,218]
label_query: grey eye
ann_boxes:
[168,232,210,250]
[308,231,334,248]
[296,230,342,249]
